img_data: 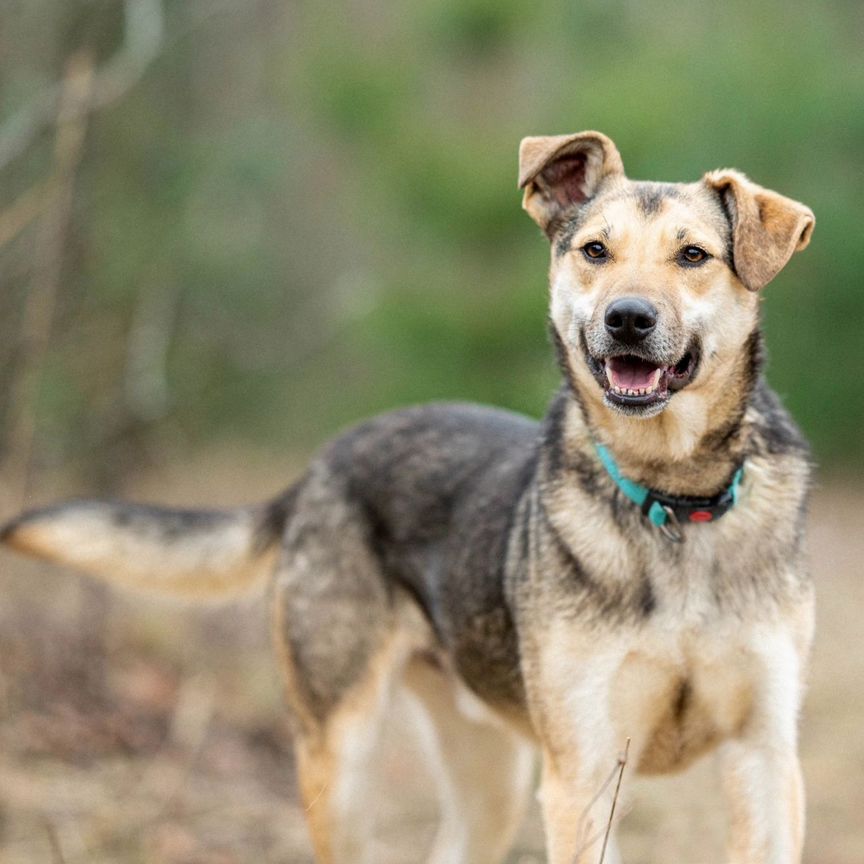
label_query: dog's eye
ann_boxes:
[678,245,710,266]
[582,241,608,261]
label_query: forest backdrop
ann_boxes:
[1,0,862,500]
[1,4,863,862]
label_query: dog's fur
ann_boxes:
[1,131,816,864]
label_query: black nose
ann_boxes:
[604,297,658,344]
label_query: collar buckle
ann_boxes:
[657,505,684,543]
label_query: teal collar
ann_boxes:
[594,443,744,542]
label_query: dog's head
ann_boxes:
[519,131,814,429]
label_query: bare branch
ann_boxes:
[0,0,165,172]
[0,0,244,174]
[0,87,59,177]
[89,0,165,110]
[0,180,53,249]
[2,51,95,506]
[0,0,243,174]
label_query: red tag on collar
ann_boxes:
[689,511,714,523]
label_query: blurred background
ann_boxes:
[0,1,861,862]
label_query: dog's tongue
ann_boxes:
[607,355,663,390]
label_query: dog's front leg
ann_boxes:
[720,737,804,864]
[718,622,811,864]
[538,746,624,864]
[525,640,627,864]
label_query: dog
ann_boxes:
[1,131,815,864]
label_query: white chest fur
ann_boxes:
[534,595,808,778]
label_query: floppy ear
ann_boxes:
[518,131,624,236]
[704,169,815,291]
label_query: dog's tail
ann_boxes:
[0,485,300,600]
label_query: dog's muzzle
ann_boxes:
[582,326,701,414]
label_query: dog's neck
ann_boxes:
[563,332,761,498]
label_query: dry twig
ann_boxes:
[571,737,631,864]
[598,737,630,864]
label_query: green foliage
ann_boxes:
[1,0,861,476]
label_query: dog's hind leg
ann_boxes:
[271,472,419,863]
[278,611,412,864]
[401,656,535,864]
[290,653,396,864]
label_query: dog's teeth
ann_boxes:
[610,383,666,397]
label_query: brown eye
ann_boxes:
[679,245,710,266]
[582,241,608,261]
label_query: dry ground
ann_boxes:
[0,450,861,863]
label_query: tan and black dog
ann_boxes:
[1,131,815,864]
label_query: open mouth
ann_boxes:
[588,345,700,411]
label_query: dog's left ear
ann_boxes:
[519,131,624,236]
[704,170,815,291]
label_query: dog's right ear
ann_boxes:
[518,131,624,236]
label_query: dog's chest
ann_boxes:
[606,545,765,772]
[609,624,757,774]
